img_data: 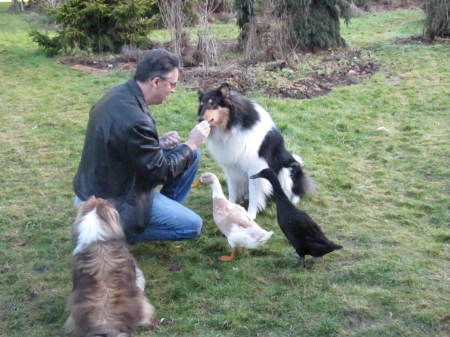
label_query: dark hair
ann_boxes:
[134,48,180,82]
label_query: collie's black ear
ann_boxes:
[218,83,230,98]
[197,90,204,101]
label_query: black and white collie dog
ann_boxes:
[65,197,154,337]
[197,83,313,219]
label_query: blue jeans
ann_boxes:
[75,147,203,244]
[128,148,203,244]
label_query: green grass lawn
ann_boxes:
[1,5,449,337]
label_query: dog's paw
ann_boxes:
[247,211,257,220]
[228,195,237,203]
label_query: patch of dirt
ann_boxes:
[69,64,111,75]
[345,310,374,330]
[60,56,137,73]
[393,35,449,45]
[182,49,380,99]
[369,0,425,12]
[59,46,380,100]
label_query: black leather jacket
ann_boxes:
[73,80,194,235]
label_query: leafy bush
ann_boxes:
[30,0,158,55]
[424,0,450,40]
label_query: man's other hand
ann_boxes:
[159,131,180,150]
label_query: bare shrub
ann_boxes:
[28,0,61,8]
[208,0,232,13]
[196,0,218,74]
[118,45,147,63]
[11,0,25,12]
[45,0,59,8]
[179,32,199,67]
[158,0,186,65]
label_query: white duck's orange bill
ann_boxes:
[191,180,202,187]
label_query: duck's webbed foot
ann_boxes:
[299,256,305,268]
[293,256,305,269]
[218,248,237,262]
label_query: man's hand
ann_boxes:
[186,121,210,151]
[159,131,180,150]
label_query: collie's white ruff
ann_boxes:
[207,103,301,219]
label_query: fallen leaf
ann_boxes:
[168,264,183,272]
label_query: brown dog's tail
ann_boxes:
[86,326,128,337]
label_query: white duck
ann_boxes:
[192,172,273,261]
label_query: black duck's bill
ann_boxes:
[249,173,262,179]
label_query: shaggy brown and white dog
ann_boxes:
[65,197,154,337]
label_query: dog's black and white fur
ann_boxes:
[198,83,312,219]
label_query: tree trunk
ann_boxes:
[12,0,25,12]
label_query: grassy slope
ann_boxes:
[0,5,449,337]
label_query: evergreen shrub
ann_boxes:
[30,0,157,55]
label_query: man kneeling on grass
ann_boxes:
[73,48,210,244]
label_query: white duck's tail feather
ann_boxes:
[227,228,273,249]
[257,230,274,244]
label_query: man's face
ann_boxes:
[148,68,179,105]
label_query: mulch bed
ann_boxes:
[60,46,381,100]
[180,49,381,99]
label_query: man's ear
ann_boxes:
[150,77,160,88]
[197,90,204,101]
[218,83,230,98]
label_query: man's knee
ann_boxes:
[180,213,202,240]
